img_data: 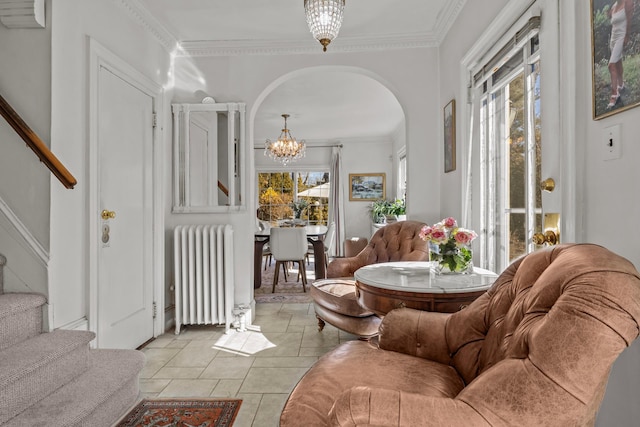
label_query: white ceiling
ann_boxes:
[133,0,462,143]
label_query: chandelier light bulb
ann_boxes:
[304,0,346,52]
[265,114,306,166]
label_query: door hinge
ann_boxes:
[152,113,157,128]
[152,301,157,319]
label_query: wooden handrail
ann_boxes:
[217,180,229,197]
[0,94,77,189]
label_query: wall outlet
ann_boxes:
[602,124,621,161]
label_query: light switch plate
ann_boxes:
[603,124,621,161]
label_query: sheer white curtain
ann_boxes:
[328,146,345,257]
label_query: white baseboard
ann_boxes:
[164,304,175,333]
[56,317,89,331]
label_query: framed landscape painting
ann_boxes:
[591,0,640,119]
[444,99,456,173]
[349,173,385,201]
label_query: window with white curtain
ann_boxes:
[397,148,407,202]
[467,15,542,273]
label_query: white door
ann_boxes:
[97,66,154,349]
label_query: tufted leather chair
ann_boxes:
[282,244,640,426]
[311,221,429,338]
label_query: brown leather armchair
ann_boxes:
[311,220,429,338]
[282,244,640,426]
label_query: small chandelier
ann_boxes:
[265,114,306,166]
[304,0,346,52]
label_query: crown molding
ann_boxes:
[113,0,177,52]
[0,0,44,28]
[433,0,467,44]
[120,0,466,57]
[178,33,439,57]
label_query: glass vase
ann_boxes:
[429,244,474,275]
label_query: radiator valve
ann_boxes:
[232,304,248,332]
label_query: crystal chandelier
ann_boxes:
[265,114,306,166]
[304,0,346,52]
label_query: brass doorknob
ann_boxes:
[540,178,555,192]
[101,209,116,220]
[532,230,558,245]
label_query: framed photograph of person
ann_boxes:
[591,0,639,120]
[349,173,385,201]
[444,99,456,173]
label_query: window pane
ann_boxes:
[508,73,525,210]
[257,171,330,225]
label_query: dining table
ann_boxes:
[254,224,328,289]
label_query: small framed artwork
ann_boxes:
[590,0,640,120]
[444,99,456,173]
[349,173,385,201]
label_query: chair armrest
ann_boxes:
[326,255,367,278]
[378,308,452,365]
[329,387,486,426]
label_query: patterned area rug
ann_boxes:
[116,398,241,427]
[254,257,315,303]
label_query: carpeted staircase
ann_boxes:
[0,254,145,426]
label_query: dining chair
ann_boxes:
[269,227,309,293]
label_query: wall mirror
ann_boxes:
[172,102,246,213]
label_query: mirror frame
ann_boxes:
[171,102,246,213]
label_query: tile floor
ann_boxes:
[139,302,357,427]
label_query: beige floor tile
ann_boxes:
[157,379,219,397]
[299,346,339,357]
[138,360,166,379]
[233,394,263,427]
[164,339,189,349]
[200,356,255,379]
[210,379,244,397]
[301,328,340,348]
[139,378,171,393]
[138,301,355,426]
[251,394,289,427]
[144,337,173,348]
[239,367,309,394]
[285,324,305,333]
[252,356,318,368]
[251,317,291,333]
[165,346,218,367]
[153,367,204,379]
[141,347,181,363]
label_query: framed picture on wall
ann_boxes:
[590,0,640,120]
[349,173,385,201]
[444,99,456,173]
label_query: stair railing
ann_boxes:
[0,94,77,189]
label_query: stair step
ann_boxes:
[0,330,94,424]
[0,293,46,350]
[5,348,145,427]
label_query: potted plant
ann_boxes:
[386,198,406,222]
[369,198,406,224]
[290,199,309,219]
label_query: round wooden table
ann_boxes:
[354,261,497,316]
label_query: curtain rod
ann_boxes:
[254,143,343,150]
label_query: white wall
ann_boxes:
[172,49,439,309]
[441,1,640,425]
[48,0,171,329]
[0,0,52,299]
